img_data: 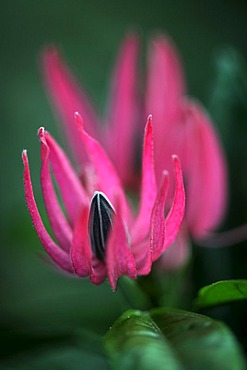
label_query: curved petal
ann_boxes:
[146,35,185,123]
[75,112,131,223]
[70,206,92,277]
[131,116,157,244]
[148,34,185,106]
[105,193,136,291]
[41,47,99,163]
[38,128,72,251]
[146,35,185,184]
[132,239,152,275]
[183,101,227,238]
[151,171,169,262]
[163,155,186,250]
[104,34,140,187]
[22,150,73,273]
[44,130,88,225]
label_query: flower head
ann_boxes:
[22,114,185,289]
[41,34,227,269]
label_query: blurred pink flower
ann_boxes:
[146,37,227,238]
[41,34,227,269]
[22,114,185,290]
[146,36,227,269]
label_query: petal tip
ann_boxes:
[145,115,153,134]
[74,111,84,128]
[162,169,169,178]
[22,149,28,162]
[42,45,60,59]
[38,127,46,139]
[171,154,181,168]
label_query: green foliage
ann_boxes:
[195,280,247,308]
[104,310,182,370]
[104,308,246,370]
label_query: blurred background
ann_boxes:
[1,1,247,368]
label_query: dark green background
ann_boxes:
[1,1,247,368]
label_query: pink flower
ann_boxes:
[22,114,185,290]
[41,34,227,268]
[146,36,227,240]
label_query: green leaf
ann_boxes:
[195,280,247,308]
[151,308,246,370]
[104,310,182,370]
[104,308,246,370]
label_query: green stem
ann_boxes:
[118,276,153,310]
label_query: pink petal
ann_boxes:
[70,207,92,277]
[22,150,73,273]
[75,112,131,223]
[90,257,107,285]
[43,130,88,225]
[146,35,185,183]
[105,193,137,291]
[131,116,157,244]
[132,238,152,275]
[151,171,169,262]
[104,34,140,187]
[41,47,99,163]
[146,35,185,123]
[183,101,227,238]
[163,155,186,250]
[38,128,72,251]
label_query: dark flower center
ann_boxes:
[88,191,115,261]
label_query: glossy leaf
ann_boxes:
[104,310,182,370]
[195,279,247,308]
[104,308,245,370]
